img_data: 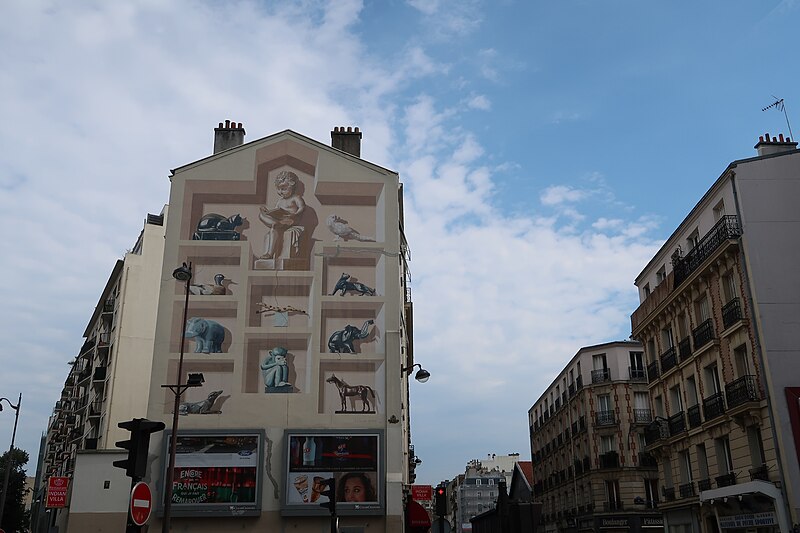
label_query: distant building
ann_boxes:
[528,341,662,533]
[630,134,800,533]
[453,454,522,533]
[33,213,165,532]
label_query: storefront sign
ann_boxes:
[600,517,630,529]
[411,484,433,501]
[718,512,777,529]
[642,516,665,528]
[46,476,69,508]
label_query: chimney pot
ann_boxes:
[754,130,798,156]
[347,126,352,133]
[779,133,785,142]
[213,120,246,154]
[331,125,363,157]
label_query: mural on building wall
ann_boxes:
[185,317,226,353]
[326,375,376,413]
[179,389,224,415]
[261,347,294,393]
[331,273,376,296]
[192,213,244,240]
[328,320,374,353]
[189,273,234,295]
[326,214,375,242]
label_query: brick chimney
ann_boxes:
[755,132,798,156]
[214,120,246,154]
[331,126,362,157]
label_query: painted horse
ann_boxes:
[326,375,376,412]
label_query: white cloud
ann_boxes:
[540,185,589,205]
[466,94,492,110]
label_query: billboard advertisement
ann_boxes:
[160,430,263,517]
[282,430,383,516]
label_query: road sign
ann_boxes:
[130,481,153,526]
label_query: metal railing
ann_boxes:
[749,464,769,481]
[672,215,742,287]
[687,404,702,428]
[629,367,647,381]
[703,392,726,420]
[678,337,692,360]
[697,478,712,491]
[634,409,653,424]
[576,375,584,389]
[645,418,670,445]
[660,346,677,373]
[595,410,616,426]
[722,297,743,329]
[726,375,759,408]
[668,411,686,434]
[599,452,619,469]
[591,368,611,383]
[647,361,660,383]
[679,482,696,498]
[716,472,736,487]
[663,487,675,501]
[693,319,715,349]
[639,453,658,467]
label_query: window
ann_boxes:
[605,480,621,509]
[696,295,710,322]
[630,351,644,371]
[593,354,608,370]
[670,385,683,412]
[715,437,733,474]
[569,369,574,386]
[734,344,751,377]
[598,394,612,413]
[643,283,651,298]
[601,435,616,453]
[644,478,658,505]
[686,376,698,406]
[696,444,709,479]
[647,339,657,363]
[677,313,688,340]
[661,326,674,349]
[704,364,721,395]
[656,265,667,284]
[722,271,737,303]
[713,200,726,221]
[679,450,693,484]
[747,426,766,468]
[663,457,674,489]
[687,229,700,250]
[654,395,665,417]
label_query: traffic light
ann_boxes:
[435,485,448,516]
[113,418,165,479]
[319,477,336,515]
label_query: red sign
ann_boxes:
[46,477,69,508]
[407,499,432,530]
[411,484,433,501]
[130,482,153,526]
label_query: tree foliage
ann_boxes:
[0,447,30,533]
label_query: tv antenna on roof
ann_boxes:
[762,96,794,141]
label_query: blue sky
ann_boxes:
[1,0,798,487]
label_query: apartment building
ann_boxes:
[630,134,800,533]
[35,213,166,532]
[455,459,513,533]
[529,341,663,533]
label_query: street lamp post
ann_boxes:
[0,393,22,528]
[161,262,203,533]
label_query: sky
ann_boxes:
[1,0,799,487]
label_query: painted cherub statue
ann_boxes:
[258,170,305,260]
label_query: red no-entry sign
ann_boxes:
[130,481,153,526]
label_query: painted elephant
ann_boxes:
[184,317,225,353]
[327,319,374,353]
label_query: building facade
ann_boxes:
[529,341,663,533]
[132,125,415,532]
[34,213,166,532]
[630,134,800,533]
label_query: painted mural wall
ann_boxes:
[148,132,402,522]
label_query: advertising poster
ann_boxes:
[284,432,382,515]
[163,432,262,516]
[46,476,69,508]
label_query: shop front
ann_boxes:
[698,480,791,533]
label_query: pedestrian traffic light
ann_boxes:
[113,418,165,479]
[319,477,336,515]
[435,485,448,516]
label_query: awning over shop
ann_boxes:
[699,480,790,533]
[407,499,432,531]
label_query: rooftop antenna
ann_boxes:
[762,96,794,141]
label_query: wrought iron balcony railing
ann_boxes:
[645,418,670,445]
[629,367,647,381]
[634,409,653,424]
[678,337,692,360]
[668,411,686,435]
[660,346,678,373]
[595,410,616,426]
[703,392,726,420]
[697,478,712,491]
[692,319,715,349]
[639,453,658,468]
[592,368,611,383]
[687,404,702,428]
[673,215,742,287]
[726,375,760,408]
[647,361,660,383]
[679,482,696,498]
[722,297,743,329]
[576,375,583,389]
[568,383,576,397]
[716,472,736,487]
[749,464,769,481]
[599,451,619,469]
[663,487,675,501]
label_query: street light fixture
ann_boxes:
[161,262,204,533]
[401,363,431,383]
[0,393,22,528]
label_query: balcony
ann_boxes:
[726,375,760,408]
[645,418,669,445]
[591,368,611,383]
[687,404,702,428]
[692,319,715,350]
[88,401,103,418]
[678,337,692,361]
[660,346,678,373]
[98,332,111,346]
[639,453,658,468]
[634,409,653,424]
[103,298,115,313]
[595,410,616,426]
[647,361,660,383]
[679,482,696,498]
[629,367,646,381]
[92,366,106,382]
[599,451,619,469]
[703,392,726,420]
[663,487,675,501]
[668,411,686,435]
[554,398,561,410]
[722,297,743,329]
[673,215,742,287]
[716,473,736,487]
[697,478,712,491]
[749,464,769,482]
[568,383,576,397]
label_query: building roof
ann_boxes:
[516,461,533,487]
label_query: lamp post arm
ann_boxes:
[0,393,21,527]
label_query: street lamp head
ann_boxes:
[401,364,431,383]
[172,262,193,282]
